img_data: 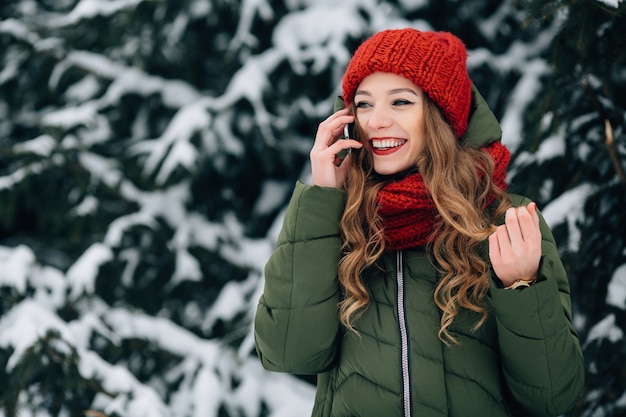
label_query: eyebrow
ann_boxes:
[354,87,420,97]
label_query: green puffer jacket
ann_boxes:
[254,88,585,417]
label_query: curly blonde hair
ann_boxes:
[337,96,511,344]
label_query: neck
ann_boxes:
[373,167,419,183]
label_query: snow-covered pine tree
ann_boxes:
[514,1,626,415]
[0,0,318,414]
[0,0,624,415]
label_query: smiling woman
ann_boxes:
[255,28,585,417]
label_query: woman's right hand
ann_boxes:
[310,108,363,189]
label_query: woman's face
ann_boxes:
[354,72,426,176]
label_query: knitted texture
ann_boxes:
[342,28,472,138]
[377,141,511,250]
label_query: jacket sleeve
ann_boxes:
[254,181,344,375]
[490,196,585,416]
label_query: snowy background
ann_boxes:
[0,0,625,416]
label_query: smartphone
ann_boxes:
[333,96,356,165]
[342,123,355,139]
[335,123,355,166]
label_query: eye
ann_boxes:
[393,99,413,106]
[355,101,371,109]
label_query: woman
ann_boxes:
[254,28,584,417]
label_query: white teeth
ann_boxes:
[371,139,406,150]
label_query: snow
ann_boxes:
[254,180,293,215]
[397,0,428,12]
[596,0,623,7]
[229,0,272,50]
[0,160,47,190]
[71,194,99,216]
[0,300,76,370]
[29,265,67,310]
[51,0,146,27]
[62,51,202,108]
[0,18,37,44]
[12,134,57,157]
[67,243,114,300]
[272,5,364,75]
[42,101,100,130]
[77,151,123,187]
[607,264,626,310]
[585,313,623,345]
[131,102,209,184]
[202,275,258,333]
[499,59,550,153]
[508,125,567,181]
[0,262,315,415]
[479,0,518,40]
[0,245,35,293]
[63,74,101,102]
[468,20,559,153]
[528,128,566,163]
[540,183,597,251]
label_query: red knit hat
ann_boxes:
[342,28,472,138]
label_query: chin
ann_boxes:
[374,167,404,177]
[374,168,396,176]
[373,161,412,177]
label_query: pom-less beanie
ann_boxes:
[342,28,472,138]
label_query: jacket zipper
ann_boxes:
[396,250,412,417]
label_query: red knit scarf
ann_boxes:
[376,141,510,250]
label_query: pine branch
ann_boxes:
[582,79,626,184]
[603,119,625,183]
[84,410,109,417]
[521,0,567,26]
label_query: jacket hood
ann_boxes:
[462,84,502,148]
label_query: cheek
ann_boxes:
[355,117,368,136]
[411,121,426,147]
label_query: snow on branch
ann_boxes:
[541,182,598,251]
[50,0,146,28]
[0,160,52,190]
[0,300,77,370]
[229,0,274,50]
[0,245,35,294]
[607,264,626,310]
[63,51,202,108]
[271,4,363,75]
[67,243,114,301]
[131,102,209,184]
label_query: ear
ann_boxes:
[333,95,346,113]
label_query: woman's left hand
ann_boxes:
[488,202,542,287]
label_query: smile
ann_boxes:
[371,138,407,151]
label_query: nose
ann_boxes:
[367,106,393,130]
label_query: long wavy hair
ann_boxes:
[337,95,511,344]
